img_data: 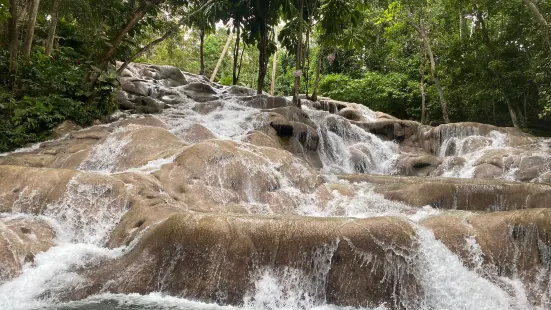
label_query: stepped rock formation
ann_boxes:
[0,62,550,309]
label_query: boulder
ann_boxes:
[192,100,225,115]
[0,218,56,284]
[0,126,119,170]
[431,156,467,176]
[115,90,136,110]
[0,166,129,246]
[80,125,186,172]
[397,154,443,177]
[268,113,294,137]
[354,120,419,142]
[239,95,290,109]
[109,172,185,248]
[152,140,321,211]
[145,65,187,86]
[341,174,551,211]
[516,155,549,182]
[317,99,349,113]
[67,213,420,308]
[268,106,316,128]
[473,163,502,179]
[338,107,362,121]
[423,209,551,306]
[243,131,283,150]
[375,112,399,120]
[112,117,169,130]
[180,124,216,143]
[181,82,219,102]
[53,121,82,139]
[121,79,151,97]
[224,85,257,97]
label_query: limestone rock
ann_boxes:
[180,124,216,143]
[397,154,443,177]
[67,213,419,308]
[341,174,551,211]
[152,140,321,211]
[473,163,502,179]
[516,155,548,182]
[88,125,186,172]
[224,85,257,97]
[113,117,169,130]
[239,95,291,109]
[181,82,219,102]
[338,107,362,121]
[53,121,82,139]
[0,218,56,284]
[192,100,224,115]
[243,131,283,149]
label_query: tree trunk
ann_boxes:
[232,22,241,85]
[506,97,521,128]
[210,31,232,82]
[304,19,311,98]
[88,0,163,87]
[257,29,269,95]
[116,0,216,75]
[45,0,60,56]
[237,41,245,82]
[425,37,450,123]
[477,8,521,128]
[522,0,551,51]
[311,47,322,102]
[292,0,305,107]
[270,48,278,95]
[420,53,427,124]
[523,0,551,29]
[199,27,206,75]
[22,0,40,60]
[408,10,450,123]
[8,0,18,78]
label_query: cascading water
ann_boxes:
[0,66,549,310]
[305,108,399,175]
[437,129,551,180]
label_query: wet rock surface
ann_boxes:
[0,62,550,309]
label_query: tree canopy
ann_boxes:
[1,0,551,151]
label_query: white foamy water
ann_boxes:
[78,127,131,173]
[306,110,399,175]
[0,69,548,310]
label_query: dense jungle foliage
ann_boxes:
[1,0,551,151]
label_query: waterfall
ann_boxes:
[0,65,549,310]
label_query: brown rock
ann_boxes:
[180,124,216,143]
[338,107,362,121]
[68,213,419,308]
[473,163,502,179]
[53,121,82,139]
[0,218,56,283]
[341,174,551,211]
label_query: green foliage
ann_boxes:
[0,47,116,152]
[319,72,419,119]
[0,0,9,23]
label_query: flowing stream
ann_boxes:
[0,75,548,310]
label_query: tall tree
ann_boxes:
[8,0,18,79]
[45,0,60,56]
[243,0,281,94]
[88,0,166,87]
[420,52,427,124]
[292,0,305,107]
[407,6,451,123]
[22,0,40,60]
[188,1,217,76]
